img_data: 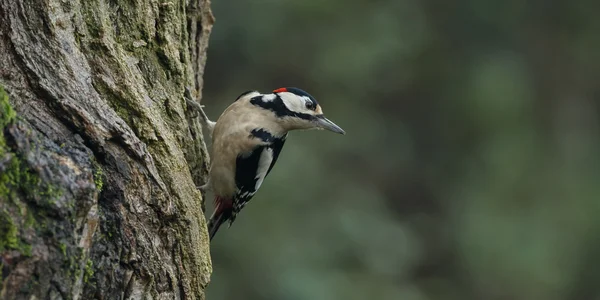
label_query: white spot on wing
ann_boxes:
[254,148,274,190]
[261,94,277,101]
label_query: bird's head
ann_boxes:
[261,87,345,134]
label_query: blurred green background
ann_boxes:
[201,1,600,299]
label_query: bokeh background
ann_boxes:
[201,1,600,299]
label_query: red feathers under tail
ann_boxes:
[208,197,232,241]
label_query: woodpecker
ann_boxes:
[191,87,345,240]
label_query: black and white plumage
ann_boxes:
[198,87,345,240]
[232,129,286,215]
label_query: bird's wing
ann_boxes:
[266,135,286,175]
[232,135,287,216]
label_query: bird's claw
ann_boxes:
[197,182,210,195]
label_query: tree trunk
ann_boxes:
[0,0,214,299]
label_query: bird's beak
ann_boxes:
[315,115,345,135]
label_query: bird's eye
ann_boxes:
[305,100,315,110]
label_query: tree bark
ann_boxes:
[0,0,214,299]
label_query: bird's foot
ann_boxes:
[184,87,215,133]
[197,182,211,195]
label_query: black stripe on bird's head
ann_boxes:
[235,90,260,101]
[249,87,345,134]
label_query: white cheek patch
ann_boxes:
[280,92,309,113]
[254,148,274,190]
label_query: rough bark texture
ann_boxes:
[0,0,214,299]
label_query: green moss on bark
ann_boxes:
[0,87,64,262]
[83,259,94,283]
[0,86,15,174]
[0,210,18,251]
[0,86,16,128]
[0,87,64,204]
[0,218,32,257]
[0,87,34,258]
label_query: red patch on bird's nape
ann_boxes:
[273,87,288,93]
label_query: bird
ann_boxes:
[188,87,345,240]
